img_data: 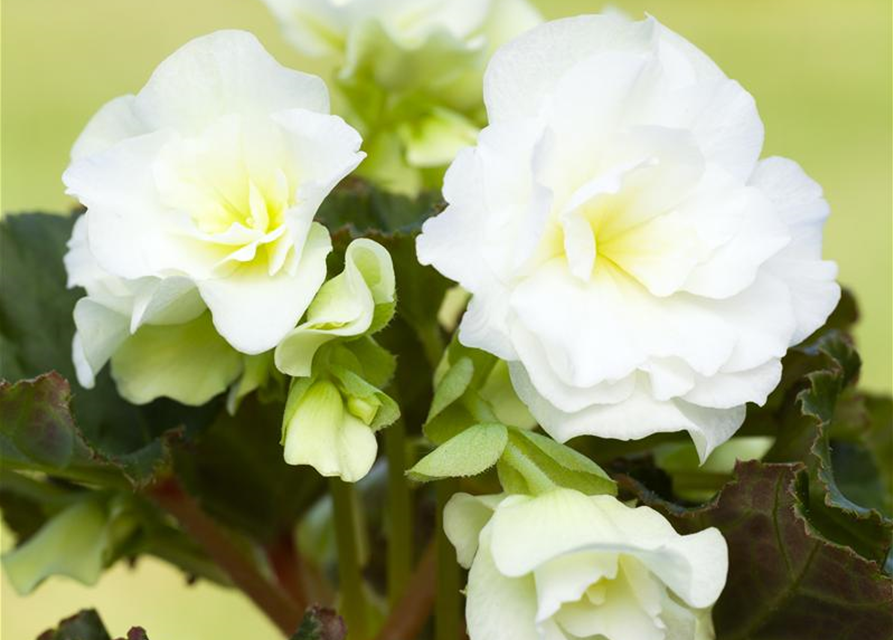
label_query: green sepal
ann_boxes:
[407,423,508,482]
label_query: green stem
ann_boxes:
[330,477,368,640]
[435,479,460,640]
[385,420,413,606]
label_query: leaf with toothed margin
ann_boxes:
[37,609,112,640]
[36,609,150,640]
[0,212,220,486]
[619,460,893,640]
[752,327,893,567]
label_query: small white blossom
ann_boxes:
[260,0,541,193]
[445,489,727,640]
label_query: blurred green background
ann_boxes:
[1,0,890,638]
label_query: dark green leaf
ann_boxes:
[172,395,326,541]
[37,609,112,640]
[0,212,220,486]
[620,460,893,640]
[756,329,893,565]
[37,610,150,640]
[316,178,442,235]
[0,373,125,486]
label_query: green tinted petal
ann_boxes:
[397,107,479,168]
[274,239,395,377]
[2,500,108,595]
[282,378,378,482]
[226,351,276,415]
[110,311,242,405]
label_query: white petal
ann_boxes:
[273,108,365,218]
[65,131,216,280]
[71,298,131,388]
[683,359,782,409]
[129,277,205,333]
[260,0,350,58]
[488,491,626,577]
[71,95,145,161]
[681,184,789,300]
[283,380,378,482]
[458,286,518,361]
[483,14,654,122]
[766,259,840,345]
[199,223,331,354]
[534,551,619,622]
[443,492,504,569]
[510,368,745,462]
[554,558,665,640]
[110,313,243,406]
[465,528,541,640]
[274,238,394,377]
[134,31,329,134]
[750,156,840,343]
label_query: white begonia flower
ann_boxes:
[445,489,727,640]
[260,0,541,193]
[63,30,366,400]
[416,14,840,460]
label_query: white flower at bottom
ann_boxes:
[445,489,727,640]
[417,14,840,460]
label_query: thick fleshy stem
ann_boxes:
[435,479,461,640]
[384,420,413,605]
[266,531,309,612]
[375,538,437,640]
[148,477,303,635]
[330,477,369,640]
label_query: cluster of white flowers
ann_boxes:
[63,11,839,640]
[260,0,542,194]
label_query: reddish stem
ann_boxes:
[374,539,438,640]
[148,477,303,636]
[267,531,310,612]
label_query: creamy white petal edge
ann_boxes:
[416,14,839,460]
[445,489,726,640]
[63,30,366,401]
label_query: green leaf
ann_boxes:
[0,212,220,486]
[619,460,893,640]
[2,497,127,595]
[36,609,149,640]
[0,212,80,382]
[758,329,893,566]
[0,372,90,469]
[0,373,126,486]
[291,606,346,640]
[37,610,112,640]
[172,395,327,542]
[315,179,442,236]
[498,429,617,497]
[407,423,508,482]
[426,357,474,424]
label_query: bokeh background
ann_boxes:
[1,0,890,637]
